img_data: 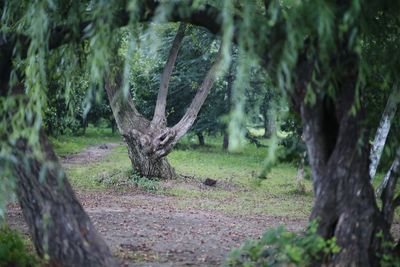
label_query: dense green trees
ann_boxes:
[2,0,400,266]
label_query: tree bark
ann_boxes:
[12,130,118,267]
[369,86,399,181]
[286,51,392,266]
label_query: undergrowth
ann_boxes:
[224,221,340,267]
[0,225,40,267]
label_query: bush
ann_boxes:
[224,221,340,267]
[0,225,39,267]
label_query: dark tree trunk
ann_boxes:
[222,62,233,150]
[12,131,118,267]
[288,54,392,266]
[197,132,205,146]
[1,43,116,266]
[222,132,229,150]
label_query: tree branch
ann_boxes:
[171,43,224,142]
[152,23,187,126]
[105,74,150,134]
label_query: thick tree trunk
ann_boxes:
[124,132,176,179]
[12,130,117,267]
[105,78,177,179]
[288,53,393,266]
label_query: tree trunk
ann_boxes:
[1,42,116,266]
[105,78,177,179]
[295,151,306,193]
[197,132,205,146]
[12,130,118,267]
[222,61,233,150]
[369,85,399,181]
[287,53,393,266]
[222,131,229,150]
[124,132,176,179]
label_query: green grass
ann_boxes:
[50,126,122,156]
[55,129,314,217]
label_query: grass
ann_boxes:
[50,126,122,157]
[54,127,314,218]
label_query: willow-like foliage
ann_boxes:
[2,0,400,219]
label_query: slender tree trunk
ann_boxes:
[295,151,306,193]
[11,131,118,267]
[223,62,233,150]
[370,86,399,181]
[197,132,205,146]
[222,132,229,150]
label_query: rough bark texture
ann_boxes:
[288,53,392,266]
[11,131,118,267]
[1,42,116,266]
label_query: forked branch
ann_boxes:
[172,43,224,141]
[152,23,187,126]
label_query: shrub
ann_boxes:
[0,225,39,267]
[224,221,340,267]
[128,172,160,193]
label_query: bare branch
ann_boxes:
[152,23,187,126]
[172,43,224,141]
[381,148,400,225]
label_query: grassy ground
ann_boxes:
[54,126,314,218]
[50,127,122,157]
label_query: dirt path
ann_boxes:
[60,143,120,165]
[6,144,308,266]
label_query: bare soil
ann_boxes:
[6,143,308,266]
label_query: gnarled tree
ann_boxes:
[105,23,223,179]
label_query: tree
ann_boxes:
[105,23,223,179]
